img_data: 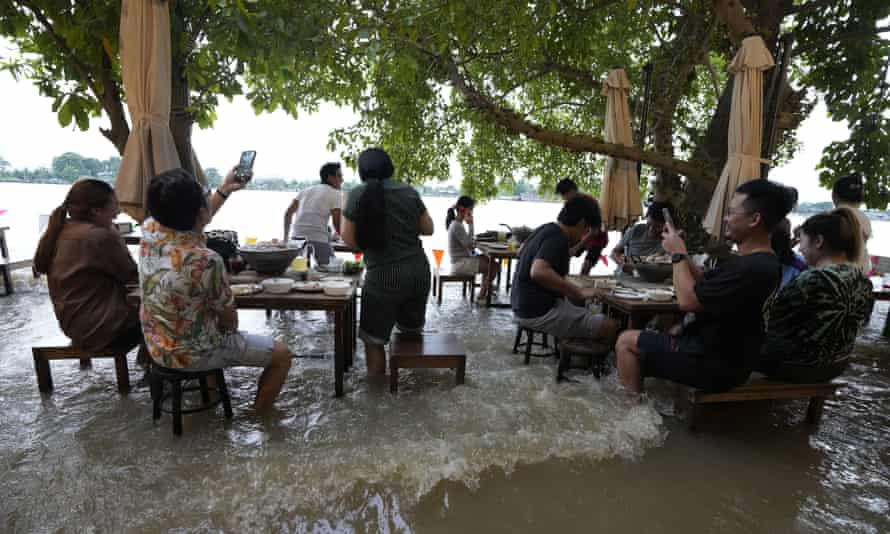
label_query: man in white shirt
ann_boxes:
[283,162,343,265]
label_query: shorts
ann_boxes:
[360,259,431,345]
[515,298,605,340]
[636,331,749,392]
[583,247,605,265]
[450,257,480,276]
[187,332,276,371]
[306,241,334,265]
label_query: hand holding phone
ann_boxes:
[235,150,256,184]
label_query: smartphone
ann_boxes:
[235,150,256,183]
[662,207,675,230]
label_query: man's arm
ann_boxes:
[661,223,703,312]
[284,198,299,241]
[418,210,434,236]
[209,166,247,218]
[530,258,588,301]
[330,208,342,235]
[340,215,357,249]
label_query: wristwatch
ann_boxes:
[671,253,688,264]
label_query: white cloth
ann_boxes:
[600,68,642,230]
[290,184,342,242]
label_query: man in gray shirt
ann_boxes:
[611,201,675,265]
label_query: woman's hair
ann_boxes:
[800,207,864,263]
[146,168,207,231]
[832,173,864,204]
[33,178,115,276]
[445,195,475,229]
[770,217,796,266]
[354,148,393,249]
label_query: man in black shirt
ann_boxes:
[512,196,618,349]
[615,180,793,393]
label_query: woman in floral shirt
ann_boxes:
[141,169,293,411]
[760,208,874,383]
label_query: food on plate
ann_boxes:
[231,283,262,296]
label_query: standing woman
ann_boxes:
[340,148,435,376]
[445,195,499,300]
[33,178,146,361]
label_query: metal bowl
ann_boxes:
[633,263,673,283]
[239,248,302,275]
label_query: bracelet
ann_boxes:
[216,189,229,200]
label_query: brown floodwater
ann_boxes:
[1,277,888,533]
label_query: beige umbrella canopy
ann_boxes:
[599,68,642,231]
[702,35,775,238]
[114,0,182,221]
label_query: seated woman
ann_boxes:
[759,208,874,383]
[33,179,146,362]
[340,148,435,376]
[445,195,499,300]
[772,217,807,289]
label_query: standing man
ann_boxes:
[555,178,608,275]
[614,180,793,394]
[511,195,619,353]
[283,162,344,265]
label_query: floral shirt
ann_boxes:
[139,218,234,368]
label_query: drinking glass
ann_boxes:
[432,249,445,269]
[245,237,258,245]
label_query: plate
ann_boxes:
[485,243,509,250]
[231,283,262,296]
[611,289,646,300]
[292,281,323,292]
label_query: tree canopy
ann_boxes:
[1,1,888,208]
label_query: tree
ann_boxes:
[319,0,888,210]
[0,1,352,175]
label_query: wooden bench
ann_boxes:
[32,345,132,393]
[0,226,11,295]
[389,333,466,393]
[432,269,476,305]
[687,376,840,431]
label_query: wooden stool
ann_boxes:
[389,333,466,393]
[32,345,131,393]
[432,270,476,305]
[687,376,841,431]
[512,326,559,365]
[0,226,11,296]
[557,339,611,381]
[150,364,233,436]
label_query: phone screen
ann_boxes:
[662,207,674,229]
[236,150,256,182]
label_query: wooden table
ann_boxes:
[476,242,519,308]
[128,274,358,397]
[875,289,890,337]
[331,240,355,253]
[0,226,10,295]
[569,275,681,329]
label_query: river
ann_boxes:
[1,183,889,532]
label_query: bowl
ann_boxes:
[322,282,352,297]
[633,263,673,283]
[261,277,294,294]
[240,248,302,275]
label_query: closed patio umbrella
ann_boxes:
[114,0,182,221]
[703,35,775,238]
[600,68,642,231]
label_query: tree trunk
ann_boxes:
[98,48,130,155]
[170,53,195,176]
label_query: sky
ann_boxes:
[0,67,847,203]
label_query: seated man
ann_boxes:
[141,169,293,411]
[283,162,344,265]
[610,201,675,267]
[615,180,793,394]
[511,195,618,350]
[556,178,608,275]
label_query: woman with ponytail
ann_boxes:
[760,207,874,382]
[33,179,146,359]
[341,148,435,376]
[446,195,499,299]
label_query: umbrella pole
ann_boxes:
[760,34,794,180]
[636,63,654,183]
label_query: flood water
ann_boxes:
[1,184,889,532]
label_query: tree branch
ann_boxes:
[442,55,716,183]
